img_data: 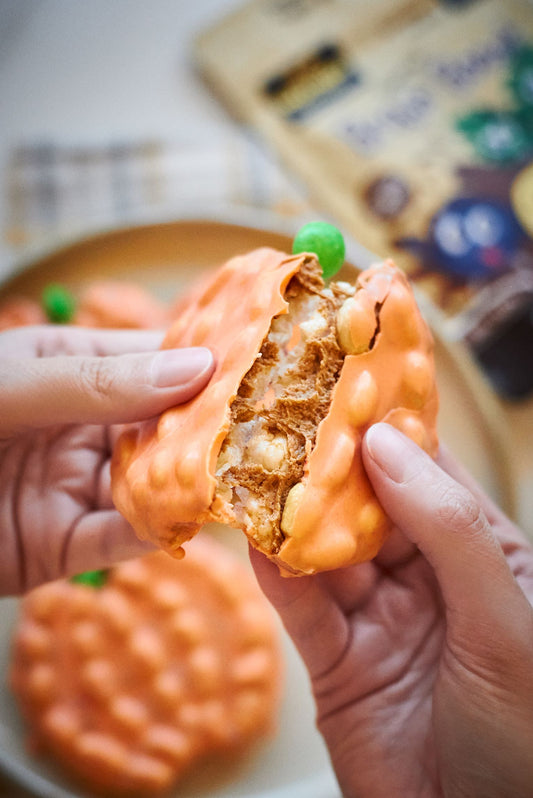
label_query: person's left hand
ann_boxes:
[0,324,214,595]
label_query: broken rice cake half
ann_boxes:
[111,247,439,575]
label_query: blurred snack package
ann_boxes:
[195,0,533,400]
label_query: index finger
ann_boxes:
[0,325,165,359]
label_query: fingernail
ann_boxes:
[365,423,422,483]
[152,347,213,388]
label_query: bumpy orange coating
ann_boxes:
[276,260,439,574]
[10,537,282,796]
[74,281,169,328]
[111,248,308,553]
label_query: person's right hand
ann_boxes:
[251,423,533,798]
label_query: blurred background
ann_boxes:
[1,0,533,795]
[0,0,309,268]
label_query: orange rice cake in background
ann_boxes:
[0,296,47,329]
[0,280,169,330]
[111,247,439,576]
[10,537,283,796]
[73,280,169,328]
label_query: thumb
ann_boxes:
[362,423,528,636]
[0,347,214,435]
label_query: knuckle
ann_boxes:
[79,357,117,400]
[436,482,486,537]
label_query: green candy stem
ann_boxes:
[292,221,346,279]
[70,569,109,589]
[42,283,76,323]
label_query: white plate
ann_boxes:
[0,214,516,797]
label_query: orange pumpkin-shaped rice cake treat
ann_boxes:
[10,536,282,796]
[111,242,439,576]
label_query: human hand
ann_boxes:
[0,325,214,595]
[251,423,533,798]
